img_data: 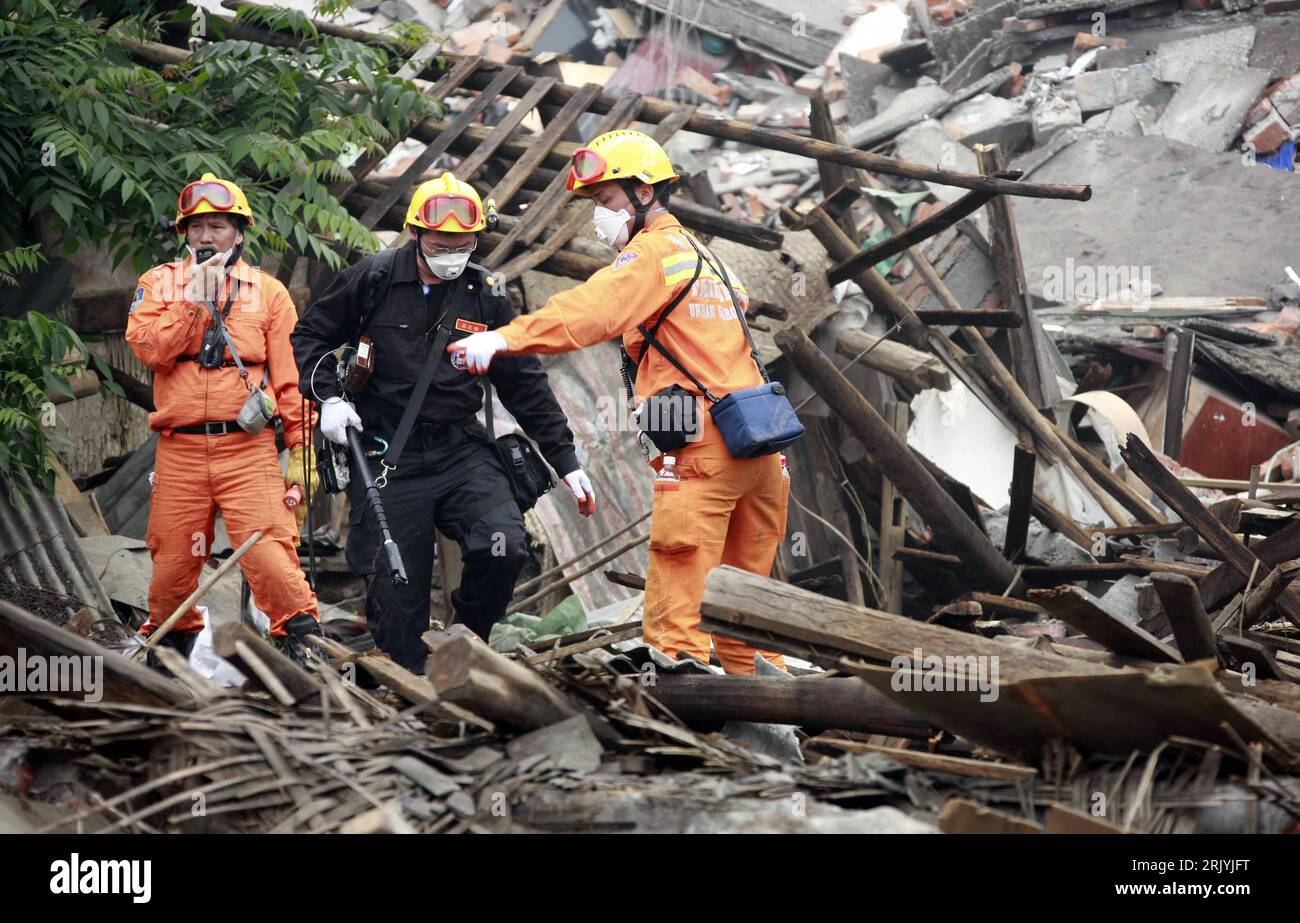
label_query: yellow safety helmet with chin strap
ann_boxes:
[407,172,495,233]
[175,172,255,230]
[566,130,679,197]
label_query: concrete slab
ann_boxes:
[1155,24,1256,84]
[1249,17,1300,81]
[1033,94,1083,145]
[894,119,981,202]
[942,92,1033,152]
[1073,63,1159,113]
[846,80,951,148]
[1155,67,1271,152]
[1011,133,1300,302]
[931,0,1017,74]
[840,54,894,126]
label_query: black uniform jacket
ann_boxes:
[291,240,580,478]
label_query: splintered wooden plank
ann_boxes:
[484,91,644,269]
[454,76,557,182]
[487,82,603,208]
[1029,584,1183,663]
[358,64,521,231]
[698,565,1114,683]
[0,600,186,708]
[1121,433,1300,632]
[1003,443,1036,561]
[1149,573,1219,663]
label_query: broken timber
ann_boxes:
[776,326,1017,590]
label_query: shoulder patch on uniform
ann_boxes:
[612,250,640,271]
[128,286,145,313]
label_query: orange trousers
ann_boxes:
[144,429,317,638]
[643,446,789,675]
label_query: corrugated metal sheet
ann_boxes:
[0,470,116,623]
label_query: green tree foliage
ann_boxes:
[0,247,126,498]
[0,0,440,273]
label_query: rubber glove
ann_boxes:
[563,468,596,517]
[447,330,507,374]
[320,396,361,445]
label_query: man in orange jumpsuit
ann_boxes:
[450,131,788,676]
[125,173,320,664]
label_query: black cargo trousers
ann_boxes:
[345,419,527,672]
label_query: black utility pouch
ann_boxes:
[495,432,555,513]
[637,383,701,453]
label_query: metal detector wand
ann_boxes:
[345,426,408,585]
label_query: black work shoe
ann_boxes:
[273,614,323,667]
[144,629,200,673]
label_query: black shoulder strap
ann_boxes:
[632,234,769,403]
[378,287,467,479]
[690,238,771,384]
[357,246,400,338]
[633,254,716,399]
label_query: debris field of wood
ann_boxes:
[6,0,1300,834]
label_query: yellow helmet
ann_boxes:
[175,172,254,230]
[567,129,679,197]
[407,172,491,232]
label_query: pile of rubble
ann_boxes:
[7,0,1300,835]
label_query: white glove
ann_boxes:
[563,468,596,517]
[320,397,362,446]
[448,330,507,374]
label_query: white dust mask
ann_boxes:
[592,205,631,248]
[426,251,472,280]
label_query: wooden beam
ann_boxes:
[834,327,951,392]
[446,64,1089,201]
[1004,443,1036,561]
[976,143,1054,410]
[807,93,856,244]
[827,180,1010,286]
[487,82,603,208]
[1149,573,1218,663]
[1163,329,1195,462]
[698,565,1113,681]
[0,600,186,709]
[1121,433,1300,632]
[358,63,519,230]
[1198,517,1300,611]
[426,634,580,731]
[915,309,1023,328]
[453,76,557,182]
[650,674,932,736]
[775,326,1017,590]
[484,92,644,268]
[879,400,909,613]
[1029,585,1182,663]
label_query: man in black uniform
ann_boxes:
[292,173,595,671]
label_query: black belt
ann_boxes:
[173,420,244,436]
[177,355,264,369]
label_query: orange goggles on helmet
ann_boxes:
[417,194,480,230]
[177,180,237,216]
[565,148,608,189]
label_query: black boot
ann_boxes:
[273,613,323,667]
[144,629,199,673]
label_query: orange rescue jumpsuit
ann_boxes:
[496,213,788,675]
[125,256,317,638]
